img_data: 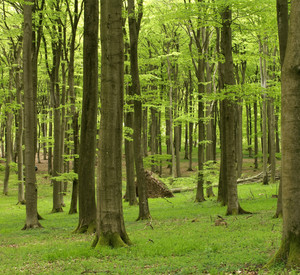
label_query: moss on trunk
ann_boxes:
[268,233,300,268]
[22,222,43,230]
[73,220,96,234]
[93,232,132,248]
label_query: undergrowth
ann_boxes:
[0,171,297,274]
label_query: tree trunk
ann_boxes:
[259,40,269,185]
[22,0,42,229]
[254,100,258,169]
[3,97,13,195]
[269,1,300,267]
[15,49,25,204]
[268,98,276,183]
[274,0,288,219]
[93,0,131,248]
[48,109,53,175]
[128,0,151,220]
[195,59,205,202]
[219,5,248,215]
[66,0,81,215]
[51,45,63,213]
[75,0,98,232]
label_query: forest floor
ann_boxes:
[1,152,296,274]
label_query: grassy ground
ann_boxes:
[0,157,298,274]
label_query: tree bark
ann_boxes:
[259,39,269,185]
[93,0,131,248]
[269,1,300,267]
[15,47,25,204]
[3,92,13,195]
[75,0,98,233]
[66,0,82,215]
[219,5,248,215]
[274,0,288,219]
[128,0,151,220]
[22,0,42,229]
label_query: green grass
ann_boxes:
[0,172,297,274]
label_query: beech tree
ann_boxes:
[128,0,151,220]
[22,0,42,229]
[74,0,97,233]
[218,3,249,215]
[269,0,300,267]
[93,0,131,248]
[274,0,288,219]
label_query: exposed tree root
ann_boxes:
[22,222,43,230]
[136,214,151,221]
[73,220,96,234]
[37,212,44,220]
[68,208,78,215]
[195,197,206,203]
[51,207,63,213]
[93,232,132,248]
[267,234,300,268]
[226,204,252,216]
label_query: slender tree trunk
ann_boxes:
[259,40,269,185]
[48,108,53,175]
[123,28,137,206]
[268,98,276,183]
[3,95,13,195]
[51,44,63,212]
[75,0,98,232]
[66,0,81,215]
[195,59,205,202]
[15,49,25,204]
[254,100,258,169]
[128,0,150,220]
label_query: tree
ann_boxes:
[93,0,131,248]
[65,0,83,214]
[128,0,151,220]
[268,0,300,268]
[22,0,42,229]
[74,0,97,233]
[218,3,249,215]
[274,0,288,219]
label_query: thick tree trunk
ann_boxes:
[93,0,131,248]
[22,0,42,229]
[219,5,248,215]
[269,1,300,267]
[274,0,288,219]
[75,0,98,232]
